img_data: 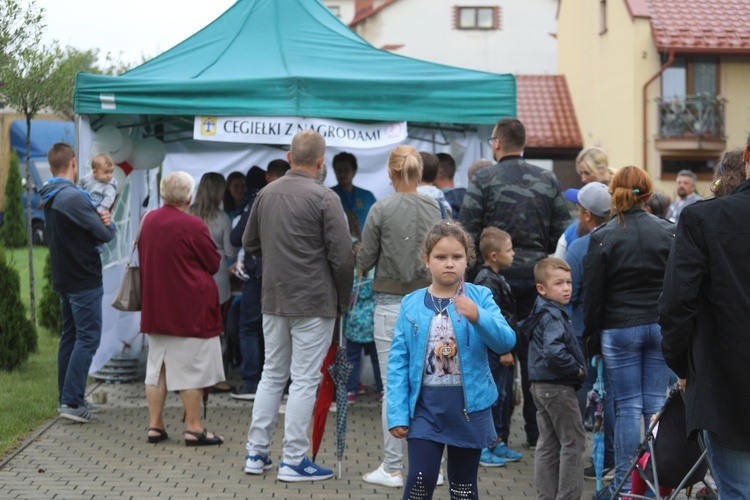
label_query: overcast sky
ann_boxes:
[34,0,236,66]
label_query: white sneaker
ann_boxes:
[436,469,444,486]
[363,463,404,488]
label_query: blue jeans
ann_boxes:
[601,324,669,488]
[345,340,383,393]
[488,351,510,438]
[58,287,103,407]
[239,277,264,390]
[704,431,750,499]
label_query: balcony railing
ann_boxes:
[658,94,726,139]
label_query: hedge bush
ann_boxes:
[39,252,61,335]
[0,248,37,371]
[0,153,28,248]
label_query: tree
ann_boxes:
[0,248,37,371]
[0,40,85,327]
[0,152,26,247]
[0,0,43,69]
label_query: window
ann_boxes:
[327,5,341,17]
[456,6,500,30]
[662,157,717,179]
[662,56,719,99]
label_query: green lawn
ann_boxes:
[0,246,59,459]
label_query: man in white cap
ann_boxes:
[563,182,615,480]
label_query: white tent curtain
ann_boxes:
[78,115,494,373]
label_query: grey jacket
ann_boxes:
[243,169,353,317]
[357,193,443,295]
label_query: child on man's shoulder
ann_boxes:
[522,257,586,499]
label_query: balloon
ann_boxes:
[127,137,166,170]
[112,165,127,195]
[93,125,123,155]
[110,135,133,164]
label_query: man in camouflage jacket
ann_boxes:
[459,118,570,448]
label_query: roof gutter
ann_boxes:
[642,50,674,171]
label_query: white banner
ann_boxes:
[193,116,408,149]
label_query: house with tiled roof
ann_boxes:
[558,0,750,191]
[324,0,585,184]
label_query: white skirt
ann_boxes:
[144,334,225,391]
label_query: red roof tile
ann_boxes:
[516,75,583,150]
[645,0,750,54]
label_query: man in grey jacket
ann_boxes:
[242,130,354,482]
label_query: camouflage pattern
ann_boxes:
[458,156,571,279]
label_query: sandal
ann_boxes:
[147,427,169,444]
[184,429,223,447]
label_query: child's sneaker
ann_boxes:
[378,391,385,403]
[490,442,522,462]
[357,382,366,395]
[346,391,357,405]
[479,448,506,467]
[278,457,332,482]
[244,453,273,474]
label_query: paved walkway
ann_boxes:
[0,379,603,499]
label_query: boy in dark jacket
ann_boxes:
[522,257,586,499]
[474,227,522,466]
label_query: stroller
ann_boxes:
[608,386,717,499]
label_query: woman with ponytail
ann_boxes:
[582,166,675,494]
[357,145,444,488]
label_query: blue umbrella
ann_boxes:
[328,323,353,479]
[588,358,607,492]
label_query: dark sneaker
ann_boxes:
[230,386,257,401]
[278,457,333,482]
[59,404,96,423]
[584,463,614,480]
[245,453,273,474]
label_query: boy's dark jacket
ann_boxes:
[521,295,586,389]
[474,265,519,353]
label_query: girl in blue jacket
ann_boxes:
[387,221,516,499]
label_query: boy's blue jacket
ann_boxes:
[387,283,517,429]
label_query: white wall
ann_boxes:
[350,0,558,74]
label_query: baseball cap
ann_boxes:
[564,182,611,218]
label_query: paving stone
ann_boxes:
[0,377,627,499]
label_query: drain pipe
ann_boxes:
[642,50,675,171]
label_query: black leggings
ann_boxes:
[403,439,481,500]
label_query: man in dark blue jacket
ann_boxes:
[40,143,116,423]
[230,160,289,400]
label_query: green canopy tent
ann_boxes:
[76,0,517,380]
[74,0,515,123]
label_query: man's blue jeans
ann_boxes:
[58,287,103,407]
[602,323,669,489]
[239,277,264,390]
[704,431,750,499]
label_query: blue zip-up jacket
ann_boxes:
[387,282,516,429]
[40,178,116,293]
